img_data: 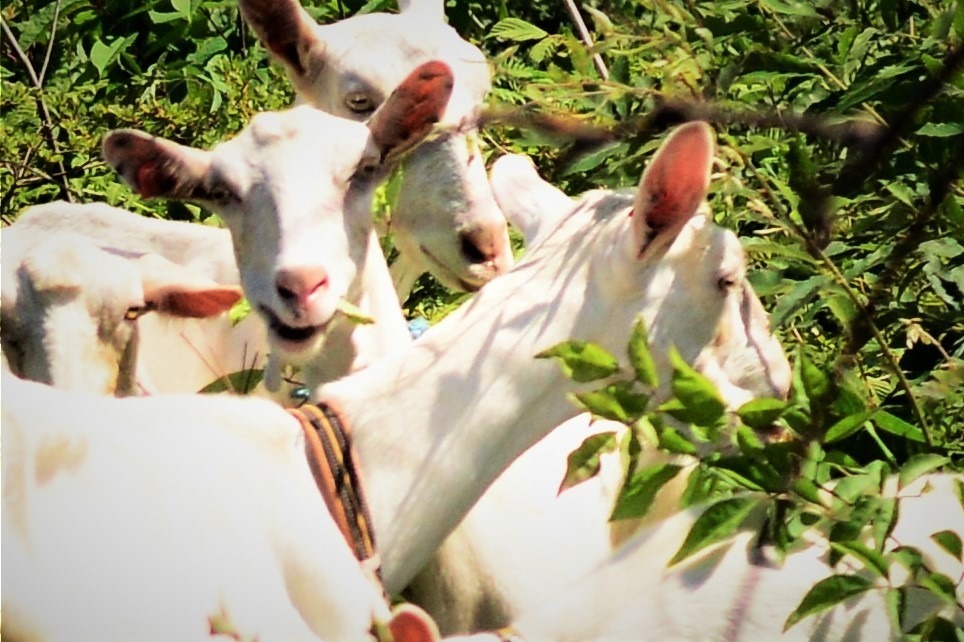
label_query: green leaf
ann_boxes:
[558,432,618,493]
[573,382,649,423]
[919,572,959,605]
[829,541,890,577]
[658,427,699,456]
[916,122,964,137]
[198,369,264,394]
[885,587,905,632]
[536,341,619,383]
[737,398,787,429]
[172,0,193,21]
[627,318,659,388]
[784,574,874,630]
[899,454,950,489]
[229,297,251,326]
[336,299,375,325]
[872,498,898,553]
[89,37,128,76]
[873,412,926,443]
[930,530,963,562]
[610,462,683,520]
[792,477,826,506]
[664,348,726,427]
[758,0,820,17]
[798,346,832,408]
[669,496,760,565]
[823,411,875,443]
[488,18,548,42]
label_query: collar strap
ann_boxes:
[289,403,379,571]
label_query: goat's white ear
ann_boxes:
[102,130,213,201]
[238,0,324,83]
[398,0,444,21]
[137,253,243,319]
[367,61,453,163]
[632,121,714,249]
[490,153,572,244]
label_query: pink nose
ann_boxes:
[275,266,328,307]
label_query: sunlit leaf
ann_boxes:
[536,341,619,383]
[558,432,618,493]
[784,575,873,630]
[669,496,760,565]
[611,462,683,520]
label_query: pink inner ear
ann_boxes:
[154,288,242,319]
[639,123,713,232]
[135,161,170,200]
[388,608,437,642]
[396,61,454,130]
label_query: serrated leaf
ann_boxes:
[830,541,890,577]
[488,18,548,42]
[784,574,874,630]
[930,530,963,562]
[899,454,950,489]
[885,587,905,631]
[737,397,787,429]
[336,299,375,325]
[669,496,760,565]
[665,348,726,427]
[823,411,875,443]
[610,462,683,520]
[536,341,619,383]
[558,432,618,493]
[627,318,659,388]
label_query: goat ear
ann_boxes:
[137,254,243,319]
[367,61,454,163]
[490,153,573,244]
[632,121,715,249]
[238,0,324,81]
[398,0,444,21]
[102,130,213,201]
[387,603,440,642]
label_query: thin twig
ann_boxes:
[0,17,73,203]
[562,0,609,81]
[38,0,63,85]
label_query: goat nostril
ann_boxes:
[459,233,490,265]
[275,268,328,304]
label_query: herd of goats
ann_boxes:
[1,1,962,641]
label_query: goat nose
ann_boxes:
[458,227,504,267]
[275,266,328,305]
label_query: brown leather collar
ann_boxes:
[289,403,378,572]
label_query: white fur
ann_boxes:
[238,0,513,298]
[444,473,964,642]
[0,224,244,396]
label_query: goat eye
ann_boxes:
[345,92,376,115]
[717,275,738,291]
[354,158,381,180]
[204,183,235,204]
[124,301,156,321]
[124,306,145,321]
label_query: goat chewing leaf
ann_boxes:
[336,299,375,325]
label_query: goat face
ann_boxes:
[103,62,454,368]
[0,231,240,396]
[238,0,513,297]
[488,122,791,414]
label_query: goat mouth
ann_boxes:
[259,305,327,346]
[419,245,483,292]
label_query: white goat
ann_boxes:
[102,61,455,391]
[442,472,964,642]
[237,0,514,298]
[0,226,243,395]
[3,122,800,641]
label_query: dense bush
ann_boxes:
[2,0,962,636]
